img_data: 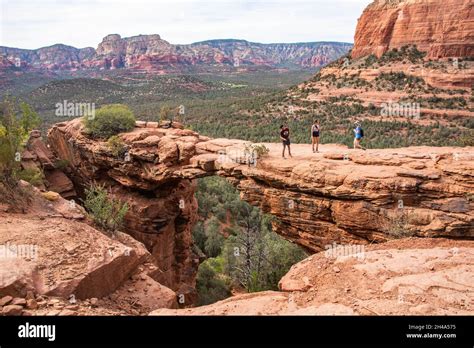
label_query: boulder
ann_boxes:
[2,305,23,316]
[0,214,149,300]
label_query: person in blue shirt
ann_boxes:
[353,121,366,150]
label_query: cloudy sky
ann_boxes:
[0,0,371,49]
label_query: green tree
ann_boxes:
[222,211,307,292]
[193,177,307,297]
[196,258,231,306]
[0,98,40,184]
[83,183,129,236]
[107,135,128,157]
[159,105,174,122]
[84,104,136,139]
[204,217,225,258]
[192,221,206,253]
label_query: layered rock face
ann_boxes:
[21,130,76,198]
[352,0,474,59]
[291,57,474,128]
[0,45,96,71]
[187,39,352,68]
[0,35,352,72]
[2,118,467,315]
[232,144,473,252]
[48,119,473,258]
[47,120,203,302]
[0,55,15,70]
[2,181,471,315]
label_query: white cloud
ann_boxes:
[0,0,372,49]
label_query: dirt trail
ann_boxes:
[262,143,348,161]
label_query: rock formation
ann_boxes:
[0,55,15,70]
[235,145,474,252]
[0,45,96,71]
[0,181,178,315]
[47,120,204,303]
[21,130,76,198]
[351,0,474,59]
[1,0,472,317]
[1,118,472,316]
[48,119,473,257]
[150,237,474,315]
[0,35,352,72]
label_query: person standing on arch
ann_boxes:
[280,124,292,158]
[353,121,366,150]
[311,120,321,153]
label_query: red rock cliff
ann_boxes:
[352,0,474,59]
[47,120,202,303]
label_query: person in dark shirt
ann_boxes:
[311,120,320,153]
[280,124,292,158]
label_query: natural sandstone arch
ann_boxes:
[47,119,474,298]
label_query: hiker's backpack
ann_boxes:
[359,128,364,138]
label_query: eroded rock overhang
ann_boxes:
[48,118,474,254]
